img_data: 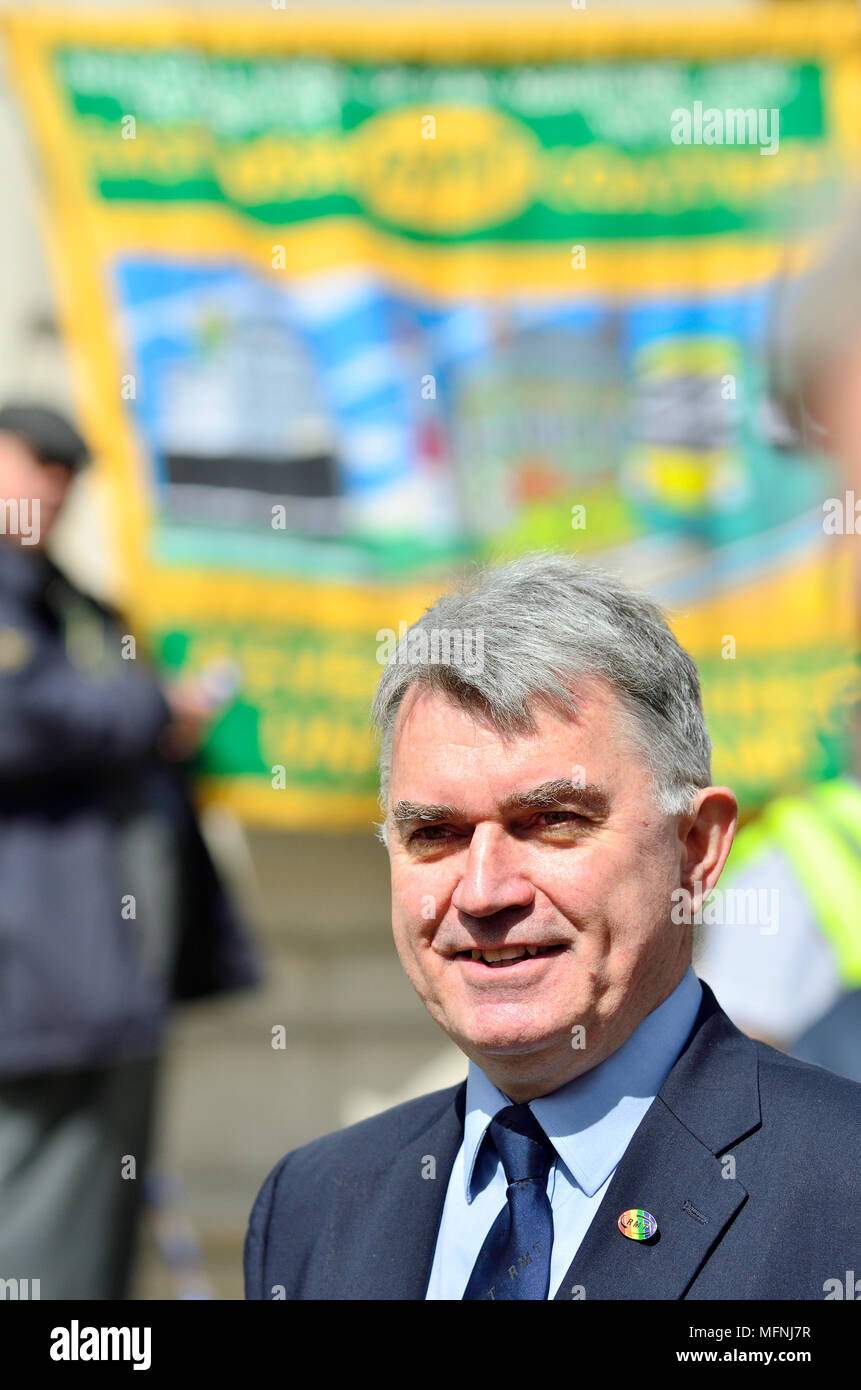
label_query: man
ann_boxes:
[0,402,259,1299]
[245,551,861,1300]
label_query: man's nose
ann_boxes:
[451,823,534,919]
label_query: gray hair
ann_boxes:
[371,551,711,824]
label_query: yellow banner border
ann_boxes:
[4,6,861,60]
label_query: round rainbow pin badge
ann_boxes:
[618,1208,658,1240]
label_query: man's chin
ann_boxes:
[453,1017,568,1062]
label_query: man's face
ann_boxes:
[387,680,695,1097]
[0,434,74,546]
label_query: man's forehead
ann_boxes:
[388,679,639,805]
[391,678,623,755]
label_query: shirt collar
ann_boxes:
[463,966,703,1201]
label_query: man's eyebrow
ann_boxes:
[390,780,610,831]
[498,780,610,816]
[391,800,463,825]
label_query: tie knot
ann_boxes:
[488,1103,555,1186]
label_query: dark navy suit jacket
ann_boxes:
[244,983,861,1300]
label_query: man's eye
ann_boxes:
[411,825,455,843]
[536,811,585,827]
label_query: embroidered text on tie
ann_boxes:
[462,1103,556,1300]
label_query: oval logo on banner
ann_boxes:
[618,1208,658,1241]
[351,106,538,235]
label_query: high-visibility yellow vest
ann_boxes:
[723,777,861,985]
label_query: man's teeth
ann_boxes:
[470,946,541,964]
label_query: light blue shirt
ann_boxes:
[425,967,703,1300]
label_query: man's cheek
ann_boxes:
[393,905,432,958]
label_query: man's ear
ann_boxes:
[679,787,738,901]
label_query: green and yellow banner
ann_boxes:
[5,8,861,826]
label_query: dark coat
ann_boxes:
[244,981,861,1300]
[0,542,260,1076]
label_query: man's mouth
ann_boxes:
[454,945,565,969]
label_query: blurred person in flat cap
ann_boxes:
[0,403,259,1299]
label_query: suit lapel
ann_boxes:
[351,1081,466,1299]
[336,988,758,1300]
[554,985,760,1300]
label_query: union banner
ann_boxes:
[4,8,860,825]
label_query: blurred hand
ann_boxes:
[159,679,217,760]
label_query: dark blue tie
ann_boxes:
[462,1103,556,1300]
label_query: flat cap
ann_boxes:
[0,403,90,472]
